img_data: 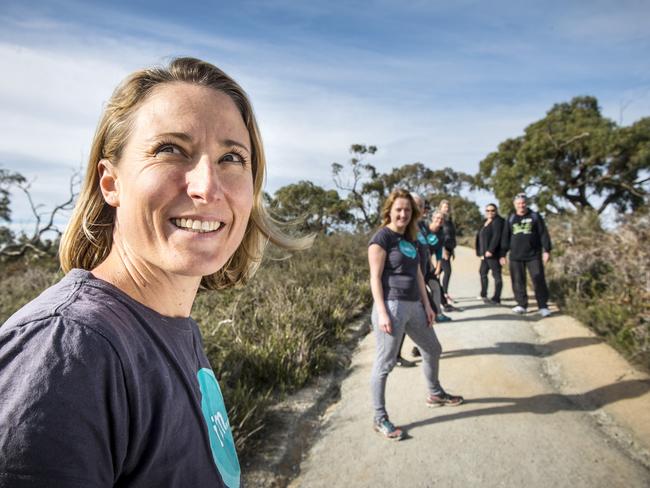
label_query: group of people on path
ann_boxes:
[476,193,552,317]
[367,190,553,440]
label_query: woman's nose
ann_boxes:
[186,156,223,202]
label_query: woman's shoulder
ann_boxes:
[1,269,167,353]
[0,277,125,382]
[2,269,87,330]
[368,226,397,248]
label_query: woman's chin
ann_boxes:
[163,255,227,279]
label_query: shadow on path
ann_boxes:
[449,313,537,323]
[442,337,603,359]
[401,379,650,432]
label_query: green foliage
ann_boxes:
[0,167,25,224]
[332,144,380,229]
[267,180,354,233]
[478,96,650,215]
[333,145,479,232]
[1,233,372,458]
[434,194,482,237]
[546,210,650,370]
[193,233,372,454]
[0,168,26,245]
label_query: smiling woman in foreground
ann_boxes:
[368,189,463,441]
[0,57,307,488]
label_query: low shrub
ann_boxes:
[546,210,650,370]
[0,232,372,458]
[193,232,371,453]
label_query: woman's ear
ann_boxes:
[98,159,120,207]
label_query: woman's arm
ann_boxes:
[368,244,392,334]
[417,267,435,326]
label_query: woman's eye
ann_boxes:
[156,144,182,155]
[221,152,247,165]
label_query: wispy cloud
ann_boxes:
[1,0,649,228]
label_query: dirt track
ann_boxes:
[288,246,650,487]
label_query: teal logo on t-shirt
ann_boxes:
[399,240,417,259]
[417,231,427,245]
[427,233,439,246]
[197,368,240,488]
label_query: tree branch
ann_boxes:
[1,170,80,259]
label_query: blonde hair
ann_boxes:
[437,199,451,215]
[60,57,311,289]
[380,188,420,241]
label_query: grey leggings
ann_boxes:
[371,300,443,422]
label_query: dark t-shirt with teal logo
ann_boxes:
[369,226,420,301]
[0,269,239,488]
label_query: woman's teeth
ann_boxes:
[172,218,222,233]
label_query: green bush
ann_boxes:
[193,232,371,453]
[546,210,650,370]
[0,232,372,457]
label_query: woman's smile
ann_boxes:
[171,218,224,233]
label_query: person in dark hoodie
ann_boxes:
[500,193,552,317]
[475,203,504,304]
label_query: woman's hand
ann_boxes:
[378,310,393,334]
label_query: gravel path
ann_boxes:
[288,246,650,488]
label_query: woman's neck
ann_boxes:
[92,244,200,318]
[387,222,406,234]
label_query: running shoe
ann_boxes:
[396,356,416,368]
[489,298,501,305]
[373,417,404,441]
[512,305,527,314]
[426,391,464,408]
[443,304,464,313]
[538,308,552,318]
[436,314,452,323]
[411,346,421,357]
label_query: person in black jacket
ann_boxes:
[500,193,552,317]
[475,203,504,304]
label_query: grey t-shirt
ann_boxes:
[369,226,420,301]
[0,269,240,488]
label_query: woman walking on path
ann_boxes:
[475,203,505,304]
[396,196,451,366]
[368,189,463,441]
[0,58,307,488]
[438,200,460,310]
[426,211,453,320]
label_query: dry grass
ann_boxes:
[546,210,650,371]
[0,232,371,458]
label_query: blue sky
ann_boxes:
[1,0,649,229]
